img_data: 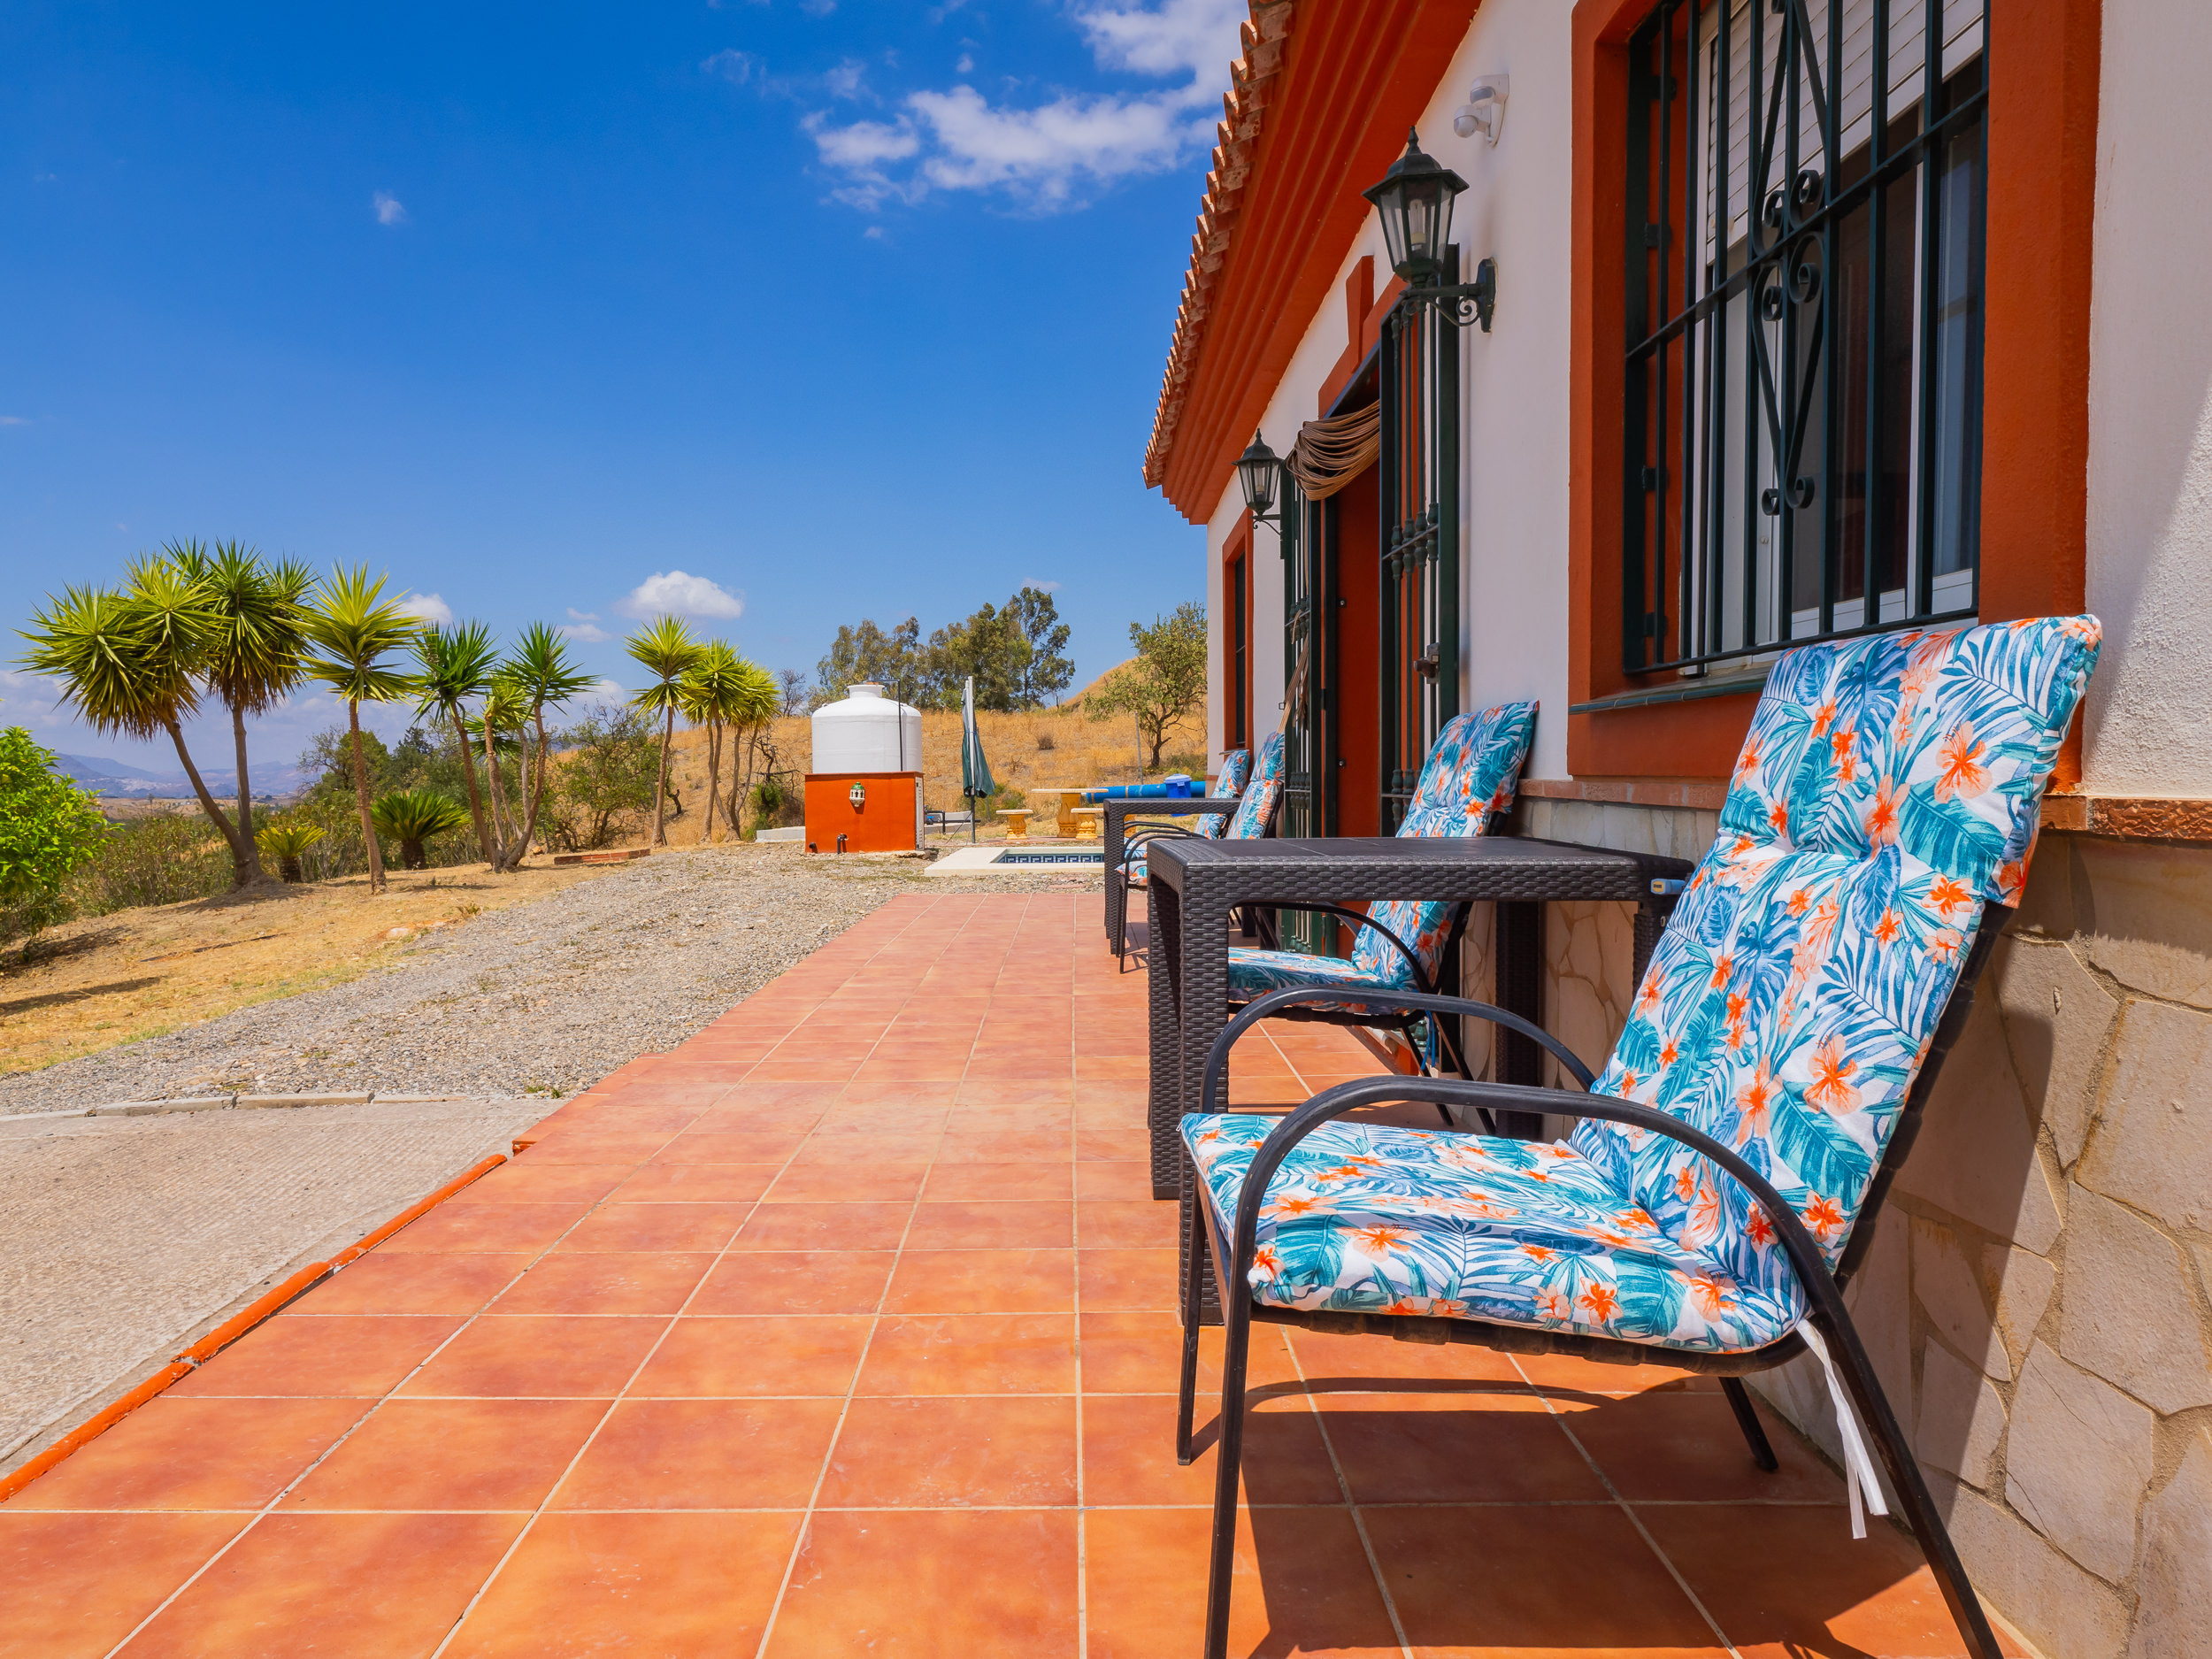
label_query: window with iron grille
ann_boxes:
[1226,544,1249,750]
[1624,0,1987,678]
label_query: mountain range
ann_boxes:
[51,752,313,800]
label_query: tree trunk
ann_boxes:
[482,718,512,856]
[164,717,253,886]
[451,706,493,863]
[228,704,266,886]
[652,705,673,846]
[703,722,723,844]
[497,709,553,873]
[348,702,385,894]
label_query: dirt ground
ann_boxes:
[0,861,633,1079]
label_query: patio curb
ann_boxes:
[0,1150,510,1503]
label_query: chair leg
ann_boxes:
[1810,1307,2006,1659]
[1201,1271,1253,1659]
[1719,1376,1779,1472]
[1176,1180,1207,1464]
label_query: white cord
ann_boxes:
[1795,1318,1888,1540]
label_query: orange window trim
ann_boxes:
[1566,0,2100,787]
[1225,511,1256,750]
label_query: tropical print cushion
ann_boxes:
[1224,945,1410,1016]
[1224,733,1286,841]
[1196,749,1253,841]
[1573,618,2101,1310]
[1183,1113,1803,1351]
[1354,703,1537,986]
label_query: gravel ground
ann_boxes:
[0,843,1091,1116]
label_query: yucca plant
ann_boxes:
[626,615,704,847]
[409,621,500,861]
[254,820,326,884]
[370,788,470,871]
[303,567,419,894]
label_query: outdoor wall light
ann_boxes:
[1453,76,1509,146]
[849,781,867,810]
[1235,430,1284,523]
[1363,127,1498,332]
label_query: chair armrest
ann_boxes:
[1102,795,1242,832]
[1202,986,1599,1119]
[1263,903,1432,998]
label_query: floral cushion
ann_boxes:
[1571,618,2101,1312]
[1122,749,1260,887]
[1182,1114,1803,1351]
[1223,733,1286,841]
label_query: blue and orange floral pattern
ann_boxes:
[1124,743,1283,889]
[1224,703,1537,1016]
[1189,618,2101,1355]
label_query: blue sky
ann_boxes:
[0,0,1240,772]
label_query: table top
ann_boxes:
[1145,833,1693,905]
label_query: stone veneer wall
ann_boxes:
[1463,801,2212,1658]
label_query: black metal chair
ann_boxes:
[1107,733,1285,961]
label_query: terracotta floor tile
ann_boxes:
[1076,1199,1183,1248]
[126,1512,525,1659]
[884,1248,1075,1314]
[288,1253,529,1317]
[849,1056,972,1082]
[1076,1129,1145,1161]
[687,1102,824,1133]
[378,1202,586,1256]
[170,1315,460,1398]
[400,1315,664,1399]
[958,1080,1076,1109]
[489,1251,715,1316]
[787,1132,942,1166]
[651,1129,808,1163]
[1363,1503,1724,1656]
[7,1397,365,1512]
[941,1102,1076,1133]
[634,1316,873,1397]
[458,1161,635,1206]
[920,1160,1071,1202]
[766,1161,929,1202]
[1079,1392,1342,1507]
[1074,1161,1155,1200]
[806,1108,950,1136]
[612,1162,781,1202]
[0,1512,243,1655]
[689,1251,896,1315]
[937,1129,1072,1163]
[551,1398,843,1510]
[1563,1389,1846,1503]
[1311,1390,1609,1503]
[1640,1502,2031,1657]
[447,1511,801,1657]
[1084,1506,1400,1659]
[1077,1311,1302,1394]
[766,1509,1078,1658]
[1515,1351,1721,1395]
[732,1200,913,1251]
[836,1079,964,1107]
[285,1398,606,1511]
[552,1200,753,1254]
[1283,1326,1533,1387]
[522,1131,675,1165]
[817,1395,1079,1508]
[1077,1248,1179,1311]
[857,1315,1079,1395]
[905,1199,1072,1249]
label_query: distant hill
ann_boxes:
[50,752,311,800]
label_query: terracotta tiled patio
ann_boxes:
[4,893,2016,1656]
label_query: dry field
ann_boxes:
[0,862,630,1079]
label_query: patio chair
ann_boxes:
[1111,733,1286,961]
[1218,701,1536,1077]
[1174,616,2101,1659]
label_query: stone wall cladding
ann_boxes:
[1498,805,2212,1659]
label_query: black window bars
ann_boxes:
[1624,0,1988,678]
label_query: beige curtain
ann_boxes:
[1286,402,1380,500]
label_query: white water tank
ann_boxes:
[811,683,923,774]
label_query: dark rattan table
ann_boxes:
[1101,793,1242,954]
[1142,834,1694,1199]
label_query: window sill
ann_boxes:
[1568,669,1771,716]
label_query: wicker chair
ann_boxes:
[1110,733,1286,960]
[1174,617,2101,1659]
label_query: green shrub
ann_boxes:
[371,789,472,871]
[0,727,111,947]
[67,812,233,917]
[255,818,326,883]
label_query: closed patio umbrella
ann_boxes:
[960,676,995,844]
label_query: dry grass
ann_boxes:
[0,861,633,1079]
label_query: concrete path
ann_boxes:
[0,1098,546,1470]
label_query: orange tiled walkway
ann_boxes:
[4,893,2001,1656]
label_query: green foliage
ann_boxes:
[0,728,111,946]
[543,705,661,851]
[254,817,326,883]
[1086,600,1208,769]
[372,788,472,870]
[811,617,922,708]
[810,587,1071,712]
[66,812,233,917]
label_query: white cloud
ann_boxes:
[614,571,745,620]
[803,0,1242,212]
[373,191,408,227]
[703,48,758,85]
[586,677,626,700]
[1021,579,1063,592]
[955,51,975,73]
[560,619,612,643]
[800,0,837,15]
[566,607,600,621]
[823,57,869,99]
[0,415,29,426]
[397,592,453,625]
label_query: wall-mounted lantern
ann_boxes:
[849,781,867,810]
[1363,127,1498,333]
[1234,430,1284,524]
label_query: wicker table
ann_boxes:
[1100,793,1243,953]
[1142,835,1693,1199]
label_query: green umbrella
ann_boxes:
[960,676,995,843]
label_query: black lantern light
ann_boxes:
[1362,127,1468,286]
[1234,430,1281,522]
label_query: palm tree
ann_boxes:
[626,615,703,847]
[303,567,419,895]
[726,658,781,836]
[474,679,530,851]
[167,540,314,887]
[494,624,594,870]
[18,573,244,877]
[410,621,500,861]
[680,642,740,842]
